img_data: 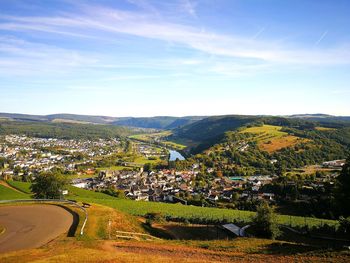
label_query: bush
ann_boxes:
[145,212,164,226]
[339,216,350,237]
[250,202,280,239]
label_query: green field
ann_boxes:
[76,197,336,228]
[0,184,31,200]
[6,180,32,194]
[66,186,337,228]
[240,125,287,140]
[0,181,337,228]
[133,156,162,165]
[130,131,187,150]
[67,185,117,200]
[239,125,305,153]
[96,166,133,171]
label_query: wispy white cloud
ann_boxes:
[0,36,100,75]
[0,2,349,80]
[180,0,197,18]
[315,30,328,46]
[252,27,265,40]
[0,4,349,66]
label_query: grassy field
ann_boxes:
[6,180,32,194]
[65,187,337,228]
[87,198,336,228]
[0,185,349,262]
[0,184,31,200]
[240,125,306,153]
[315,126,336,131]
[286,165,339,177]
[133,156,163,165]
[162,141,187,150]
[67,186,117,200]
[130,131,187,150]
[96,166,133,171]
[0,181,338,228]
[0,205,348,263]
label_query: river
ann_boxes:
[168,150,185,161]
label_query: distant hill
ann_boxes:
[188,123,350,176]
[287,114,350,127]
[173,115,260,140]
[112,116,205,129]
[0,120,132,139]
[0,113,205,129]
[171,114,350,154]
[1,112,350,136]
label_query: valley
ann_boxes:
[1,113,350,262]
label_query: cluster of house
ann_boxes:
[0,135,122,179]
[135,142,167,159]
[72,168,278,204]
[71,160,343,205]
[322,159,346,168]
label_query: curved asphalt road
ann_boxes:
[0,205,74,253]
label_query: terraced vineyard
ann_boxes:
[77,198,336,228]
[0,181,338,228]
[239,125,307,153]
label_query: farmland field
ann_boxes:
[240,125,307,153]
[315,126,336,131]
[130,131,187,150]
[0,181,338,228]
[72,194,337,228]
[96,166,133,172]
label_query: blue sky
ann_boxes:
[0,0,349,117]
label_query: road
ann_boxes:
[0,204,74,253]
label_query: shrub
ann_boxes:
[250,202,280,239]
[338,216,350,237]
[145,212,164,226]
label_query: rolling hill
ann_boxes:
[111,116,205,129]
[0,112,206,130]
[0,120,132,139]
[171,115,350,153]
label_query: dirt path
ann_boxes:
[0,205,75,253]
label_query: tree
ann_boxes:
[0,157,6,169]
[30,173,68,199]
[250,201,280,239]
[335,156,350,216]
[338,216,350,237]
[143,163,153,172]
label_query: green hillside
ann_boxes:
[0,112,206,130]
[0,184,30,200]
[112,116,205,129]
[0,120,132,139]
[0,181,335,228]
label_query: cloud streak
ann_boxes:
[0,2,349,80]
[315,30,328,46]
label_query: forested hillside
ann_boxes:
[112,116,204,129]
[171,115,350,154]
[0,112,205,129]
[184,123,350,176]
[0,120,132,139]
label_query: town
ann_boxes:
[1,134,345,212]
